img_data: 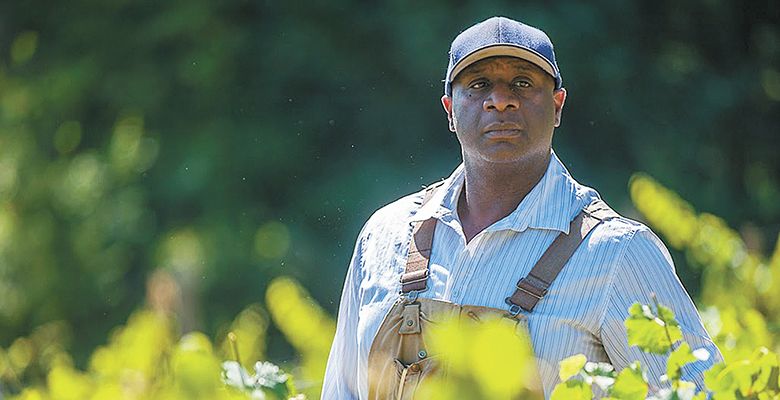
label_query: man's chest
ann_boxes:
[356,221,618,353]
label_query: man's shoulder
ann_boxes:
[589,204,672,262]
[359,185,432,237]
[589,203,659,245]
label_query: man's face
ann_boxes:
[442,56,566,165]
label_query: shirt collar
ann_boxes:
[410,150,594,235]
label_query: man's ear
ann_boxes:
[553,88,567,128]
[441,95,456,132]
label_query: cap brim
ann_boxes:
[449,44,557,82]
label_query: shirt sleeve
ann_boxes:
[321,232,364,400]
[599,226,723,393]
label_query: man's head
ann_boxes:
[441,17,566,166]
[444,17,562,97]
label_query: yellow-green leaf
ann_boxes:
[611,362,648,400]
[625,302,682,354]
[559,354,588,381]
[551,379,593,400]
[667,343,696,381]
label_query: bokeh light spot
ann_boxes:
[254,221,290,259]
[160,229,206,275]
[10,31,38,65]
[54,121,82,154]
[761,69,780,101]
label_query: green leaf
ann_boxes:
[611,362,648,400]
[718,360,754,397]
[749,348,778,393]
[550,379,593,400]
[691,392,707,400]
[703,362,728,393]
[667,342,696,381]
[656,305,683,344]
[625,302,682,354]
[559,354,588,381]
[624,317,672,355]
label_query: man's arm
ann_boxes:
[599,227,723,392]
[321,234,364,400]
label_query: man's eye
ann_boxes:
[513,80,532,88]
[469,81,488,89]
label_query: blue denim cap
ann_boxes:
[444,16,562,95]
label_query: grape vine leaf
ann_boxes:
[550,379,593,400]
[625,303,682,354]
[610,362,648,400]
[559,354,587,381]
[667,343,696,381]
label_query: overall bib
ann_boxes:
[366,184,618,399]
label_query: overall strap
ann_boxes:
[505,199,620,313]
[400,182,444,293]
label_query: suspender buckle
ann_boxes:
[515,277,547,300]
[400,269,429,285]
[506,301,523,317]
[402,290,420,303]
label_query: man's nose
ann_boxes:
[483,84,520,112]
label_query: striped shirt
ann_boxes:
[322,150,722,399]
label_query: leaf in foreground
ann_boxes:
[559,354,587,381]
[610,362,647,400]
[625,303,682,354]
[550,379,593,400]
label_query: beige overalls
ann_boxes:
[366,184,618,399]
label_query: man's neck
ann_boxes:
[457,151,551,243]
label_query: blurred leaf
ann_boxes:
[550,379,592,400]
[559,354,587,381]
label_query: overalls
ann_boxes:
[366,184,618,399]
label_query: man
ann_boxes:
[322,16,721,399]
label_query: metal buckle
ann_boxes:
[516,279,545,300]
[505,297,525,317]
[400,270,429,285]
[507,303,522,317]
[402,290,420,303]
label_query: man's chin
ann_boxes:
[465,148,550,167]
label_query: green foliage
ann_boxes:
[550,379,593,400]
[630,175,780,359]
[703,348,780,399]
[554,300,780,400]
[417,313,543,399]
[625,302,683,355]
[610,363,648,400]
[0,277,329,399]
[559,354,588,381]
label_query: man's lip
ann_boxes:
[484,129,522,139]
[483,122,524,138]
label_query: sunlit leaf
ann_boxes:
[625,303,681,354]
[667,343,696,381]
[550,379,593,400]
[610,362,647,400]
[559,354,587,381]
